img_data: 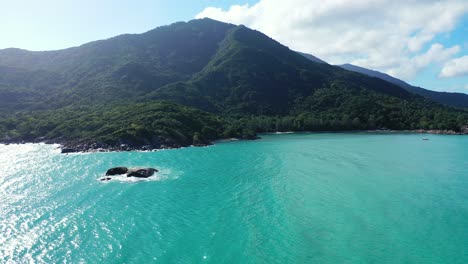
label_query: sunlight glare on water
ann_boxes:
[0,133,467,263]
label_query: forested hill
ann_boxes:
[0,18,467,151]
[0,19,236,111]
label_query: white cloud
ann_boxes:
[196,0,468,81]
[440,56,468,78]
[387,43,460,79]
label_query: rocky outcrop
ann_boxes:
[101,167,158,181]
[59,136,192,153]
[127,168,158,178]
[105,167,128,176]
[61,148,77,154]
[2,132,261,154]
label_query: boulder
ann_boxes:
[105,167,128,176]
[61,148,77,154]
[126,168,157,178]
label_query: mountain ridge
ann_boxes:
[0,18,467,152]
[293,52,468,108]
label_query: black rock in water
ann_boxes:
[126,168,157,178]
[100,177,112,181]
[106,167,128,176]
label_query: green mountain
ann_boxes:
[0,18,467,151]
[0,19,235,110]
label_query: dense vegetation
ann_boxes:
[0,102,224,148]
[0,18,467,151]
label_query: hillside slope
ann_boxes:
[0,19,467,151]
[0,19,236,109]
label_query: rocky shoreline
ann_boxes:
[0,129,465,153]
[0,134,261,153]
[59,141,193,154]
[367,128,468,135]
[0,137,193,153]
[262,128,468,136]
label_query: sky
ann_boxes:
[1,0,467,93]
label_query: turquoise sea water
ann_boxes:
[1,133,467,263]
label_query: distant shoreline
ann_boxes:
[1,129,466,154]
[262,129,468,136]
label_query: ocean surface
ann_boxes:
[1,133,467,263]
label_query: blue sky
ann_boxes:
[410,14,468,92]
[0,0,254,51]
[1,0,467,93]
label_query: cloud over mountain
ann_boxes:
[196,0,468,81]
[440,56,468,78]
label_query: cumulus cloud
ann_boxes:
[387,43,460,80]
[440,56,468,78]
[196,0,468,81]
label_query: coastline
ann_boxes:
[1,129,467,154]
[262,129,468,136]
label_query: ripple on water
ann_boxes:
[1,134,468,263]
